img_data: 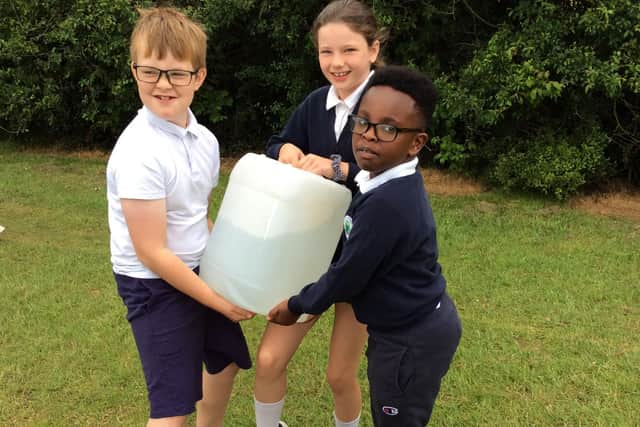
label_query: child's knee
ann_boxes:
[197,393,218,409]
[326,367,357,394]
[255,347,288,378]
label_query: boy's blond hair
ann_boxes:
[130,7,207,70]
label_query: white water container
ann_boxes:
[199,153,352,315]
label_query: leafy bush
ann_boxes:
[187,0,324,153]
[428,0,640,194]
[0,0,141,146]
[1,0,638,195]
[492,127,609,199]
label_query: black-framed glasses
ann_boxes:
[132,64,198,87]
[348,114,424,142]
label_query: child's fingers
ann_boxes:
[297,154,330,176]
[266,306,279,321]
[279,143,304,165]
[235,307,255,320]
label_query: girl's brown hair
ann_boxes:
[130,7,208,70]
[311,0,388,68]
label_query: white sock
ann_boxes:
[334,411,360,427]
[255,396,285,427]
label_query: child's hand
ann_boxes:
[296,154,332,178]
[267,299,300,325]
[215,298,255,323]
[278,143,304,165]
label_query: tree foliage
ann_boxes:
[427,0,639,196]
[0,0,142,144]
[1,0,638,197]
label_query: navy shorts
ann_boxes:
[114,271,252,419]
[367,292,462,426]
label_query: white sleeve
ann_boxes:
[112,139,170,200]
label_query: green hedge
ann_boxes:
[430,0,640,197]
[1,0,638,197]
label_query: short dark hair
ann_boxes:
[363,65,438,128]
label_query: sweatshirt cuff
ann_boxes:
[287,297,304,315]
[266,142,284,160]
[346,161,360,193]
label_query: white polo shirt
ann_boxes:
[107,107,219,278]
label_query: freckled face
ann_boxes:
[132,49,206,128]
[317,22,379,100]
[352,86,427,177]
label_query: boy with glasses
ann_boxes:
[269,65,462,426]
[106,7,254,427]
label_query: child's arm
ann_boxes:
[121,198,254,322]
[270,200,401,323]
[296,154,349,181]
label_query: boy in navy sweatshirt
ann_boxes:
[268,65,462,427]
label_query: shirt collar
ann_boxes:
[140,106,199,139]
[355,157,419,194]
[325,70,375,111]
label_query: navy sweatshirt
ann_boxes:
[265,86,361,194]
[288,171,446,332]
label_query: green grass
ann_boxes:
[1,146,638,426]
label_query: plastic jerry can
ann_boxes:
[199,153,352,315]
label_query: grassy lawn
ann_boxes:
[1,146,638,426]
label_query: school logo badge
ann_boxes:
[382,406,399,416]
[343,215,353,239]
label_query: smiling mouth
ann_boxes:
[332,71,350,78]
[154,95,175,101]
